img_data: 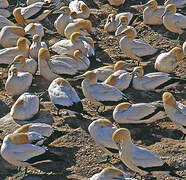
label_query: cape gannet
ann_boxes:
[163,92,186,134]
[154,47,184,73]
[164,0,186,8]
[10,93,39,121]
[69,0,90,19]
[113,101,167,124]
[48,77,89,116]
[0,15,15,31]
[88,119,119,155]
[132,66,185,91]
[24,23,44,38]
[0,0,9,8]
[112,128,181,177]
[5,67,33,96]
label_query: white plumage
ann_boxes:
[107,0,125,7]
[24,23,44,38]
[113,101,167,124]
[0,15,15,31]
[183,41,186,55]
[0,8,11,18]
[164,0,186,8]
[88,119,119,155]
[0,0,9,8]
[10,93,39,121]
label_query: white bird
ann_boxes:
[27,0,44,5]
[13,123,54,138]
[154,47,184,73]
[38,48,80,81]
[0,0,9,8]
[164,0,186,9]
[29,34,47,60]
[162,4,186,35]
[132,66,185,92]
[1,132,61,169]
[13,1,55,26]
[118,27,158,61]
[10,93,39,121]
[0,9,11,18]
[48,77,88,116]
[112,128,181,177]
[75,71,130,106]
[69,0,90,19]
[90,167,136,180]
[51,32,95,58]
[0,38,30,68]
[88,119,119,155]
[24,23,44,38]
[113,101,167,124]
[0,15,15,31]
[64,19,92,39]
[104,12,133,33]
[0,26,30,48]
[183,41,186,55]
[5,67,33,96]
[162,92,186,134]
[104,70,133,91]
[9,55,37,75]
[107,0,125,7]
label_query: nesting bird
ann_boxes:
[88,119,119,155]
[0,0,10,18]
[154,47,184,73]
[5,67,33,96]
[112,128,181,177]
[10,93,39,121]
[75,71,129,107]
[9,55,37,75]
[64,19,92,39]
[0,16,15,31]
[162,4,186,35]
[48,77,88,116]
[163,92,186,134]
[113,101,167,124]
[104,12,133,33]
[132,66,185,92]
[0,26,30,48]
[0,0,9,8]
[13,1,55,26]
[24,23,44,38]
[69,0,90,19]
[1,132,61,169]
[107,0,125,7]
[29,34,47,60]
[164,0,186,9]
[118,27,158,61]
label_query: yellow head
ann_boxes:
[97,118,114,127]
[101,167,124,177]
[81,4,89,14]
[70,32,82,43]
[120,27,136,38]
[112,128,131,144]
[116,102,131,111]
[33,34,41,42]
[114,61,126,71]
[162,92,176,107]
[146,0,158,9]
[17,38,29,52]
[56,77,72,90]
[11,26,26,36]
[9,66,18,76]
[61,6,71,15]
[119,16,128,25]
[165,4,177,13]
[13,55,26,67]
[9,133,28,145]
[132,66,144,77]
[107,13,116,22]
[14,98,24,108]
[77,20,92,32]
[170,47,184,62]
[38,48,50,61]
[13,8,25,25]
[104,75,117,86]
[85,37,94,49]
[14,124,31,134]
[74,50,83,61]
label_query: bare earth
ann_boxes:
[0,0,185,179]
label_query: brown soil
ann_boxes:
[0,0,185,180]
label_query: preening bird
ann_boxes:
[112,128,181,177]
[132,66,185,92]
[1,132,61,170]
[88,119,119,155]
[163,92,186,134]
[154,47,184,73]
[24,23,44,38]
[48,77,89,117]
[10,93,39,121]
[113,101,167,124]
[69,0,90,19]
[5,67,33,96]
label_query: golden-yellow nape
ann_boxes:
[165,4,177,13]
[84,70,97,79]
[14,98,24,108]
[38,48,50,61]
[13,55,26,66]
[9,66,18,76]
[9,133,29,145]
[61,6,71,15]
[162,92,176,107]
[101,167,124,176]
[120,27,136,38]
[14,124,31,133]
[133,66,144,77]
[170,47,184,62]
[74,50,83,60]
[97,118,114,127]
[13,8,25,25]
[104,75,117,86]
[146,0,158,9]
[117,102,131,111]
[78,20,92,31]
[70,32,82,43]
[114,61,126,71]
[56,77,72,89]
[112,128,131,143]
[17,37,28,49]
[119,16,128,25]
[33,34,41,41]
[11,26,26,36]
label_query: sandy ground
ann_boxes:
[0,0,185,179]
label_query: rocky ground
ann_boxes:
[0,0,185,179]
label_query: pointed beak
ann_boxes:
[74,74,86,80]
